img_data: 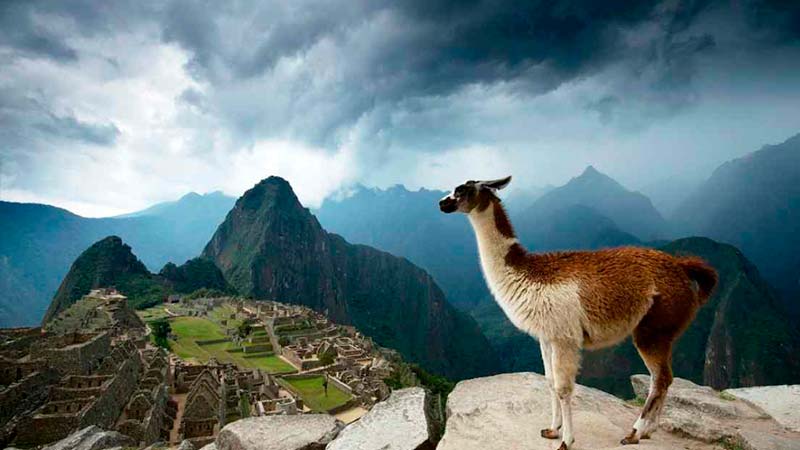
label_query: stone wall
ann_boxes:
[79,350,141,430]
[0,369,59,425]
[33,333,111,375]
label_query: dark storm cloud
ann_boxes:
[155,0,797,148]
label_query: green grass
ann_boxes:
[166,315,295,374]
[284,376,352,412]
[245,354,296,374]
[171,316,227,340]
[719,391,736,401]
[626,397,646,407]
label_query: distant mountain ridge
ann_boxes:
[203,176,499,379]
[0,191,235,326]
[519,165,669,242]
[673,133,800,314]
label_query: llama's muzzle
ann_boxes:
[439,196,457,213]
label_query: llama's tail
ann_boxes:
[677,257,718,303]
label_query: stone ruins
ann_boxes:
[0,291,401,448]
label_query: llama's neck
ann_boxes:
[468,200,522,294]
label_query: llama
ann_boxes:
[439,176,717,450]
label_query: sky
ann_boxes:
[1,0,799,217]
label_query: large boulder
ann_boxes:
[725,385,800,433]
[41,426,135,450]
[327,388,438,450]
[216,415,342,450]
[631,375,800,450]
[437,372,710,450]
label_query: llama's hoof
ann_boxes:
[620,429,639,445]
[556,442,569,450]
[540,428,560,439]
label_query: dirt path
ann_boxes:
[169,393,187,444]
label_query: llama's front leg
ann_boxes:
[539,340,562,439]
[552,341,581,450]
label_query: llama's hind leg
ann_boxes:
[552,341,581,450]
[622,328,675,445]
[539,339,562,439]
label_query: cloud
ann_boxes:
[0,0,799,216]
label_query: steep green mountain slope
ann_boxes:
[43,236,231,323]
[0,191,234,326]
[43,236,157,322]
[316,185,486,310]
[159,257,234,295]
[673,133,800,315]
[203,176,499,379]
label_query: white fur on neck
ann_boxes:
[468,203,585,343]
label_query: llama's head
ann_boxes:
[439,176,511,214]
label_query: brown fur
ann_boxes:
[459,189,718,447]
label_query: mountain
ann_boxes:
[108,191,237,271]
[315,180,647,310]
[44,236,231,324]
[518,166,669,241]
[159,257,234,295]
[673,133,800,314]
[115,191,233,218]
[479,237,800,398]
[203,176,499,379]
[520,204,641,251]
[315,185,486,310]
[43,236,156,322]
[0,191,234,326]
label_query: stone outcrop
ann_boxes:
[188,372,800,450]
[327,387,438,450]
[216,415,342,450]
[438,372,800,450]
[40,426,135,450]
[725,385,800,433]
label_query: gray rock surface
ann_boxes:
[178,440,197,450]
[216,415,342,450]
[327,387,436,450]
[437,372,715,450]
[632,375,800,450]
[726,385,800,433]
[198,443,217,450]
[41,426,135,450]
[631,375,765,420]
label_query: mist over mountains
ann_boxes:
[0,192,234,326]
[2,133,799,391]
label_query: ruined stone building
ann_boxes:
[0,290,168,448]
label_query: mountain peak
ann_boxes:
[239,176,303,213]
[43,235,150,324]
[582,165,600,176]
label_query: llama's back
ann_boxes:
[526,246,713,349]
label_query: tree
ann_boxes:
[237,321,253,339]
[319,352,335,366]
[151,318,171,350]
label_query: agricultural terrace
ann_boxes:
[282,376,352,412]
[139,306,296,375]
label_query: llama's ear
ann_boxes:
[481,176,512,191]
